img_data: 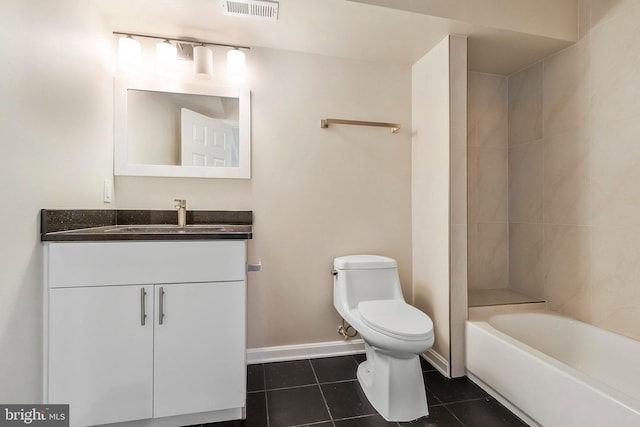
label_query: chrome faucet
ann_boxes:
[174,199,187,227]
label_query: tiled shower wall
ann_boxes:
[508,62,545,300]
[470,0,640,341]
[467,72,509,291]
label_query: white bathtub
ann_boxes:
[466,305,640,427]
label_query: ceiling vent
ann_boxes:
[223,0,279,20]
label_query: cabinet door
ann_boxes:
[153,281,246,418]
[48,285,154,427]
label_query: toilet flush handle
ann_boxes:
[331,269,338,277]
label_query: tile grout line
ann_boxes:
[426,391,443,407]
[262,364,270,427]
[290,421,333,427]
[441,403,468,427]
[331,413,402,427]
[309,359,336,427]
[317,378,361,386]
[257,356,527,427]
[264,382,327,392]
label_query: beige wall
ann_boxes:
[117,47,414,349]
[412,36,451,364]
[412,35,467,376]
[448,36,468,378]
[128,90,181,165]
[411,35,470,373]
[0,0,413,402]
[350,0,579,42]
[503,0,640,341]
[0,0,115,401]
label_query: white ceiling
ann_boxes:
[95,0,578,75]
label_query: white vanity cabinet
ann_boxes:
[44,240,247,427]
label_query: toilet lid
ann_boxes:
[358,300,434,341]
[334,255,397,270]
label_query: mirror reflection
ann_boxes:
[114,78,251,179]
[127,90,241,168]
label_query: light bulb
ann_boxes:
[118,36,141,73]
[156,40,177,76]
[227,49,246,83]
[193,46,213,79]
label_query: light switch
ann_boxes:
[103,179,113,203]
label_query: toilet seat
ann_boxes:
[358,300,433,341]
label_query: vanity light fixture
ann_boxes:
[227,48,246,82]
[117,35,141,73]
[114,31,250,81]
[194,45,214,79]
[156,40,177,76]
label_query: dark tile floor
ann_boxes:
[202,355,529,427]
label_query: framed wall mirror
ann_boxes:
[114,77,251,178]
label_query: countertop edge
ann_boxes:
[41,232,253,242]
[40,209,253,241]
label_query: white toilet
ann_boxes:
[333,254,434,422]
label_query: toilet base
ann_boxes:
[356,345,429,422]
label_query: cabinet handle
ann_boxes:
[140,288,147,326]
[159,287,165,325]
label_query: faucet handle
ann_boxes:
[174,199,186,209]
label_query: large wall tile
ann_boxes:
[509,223,543,298]
[477,222,509,289]
[508,62,543,145]
[591,5,640,125]
[477,73,508,148]
[543,37,590,136]
[592,226,640,341]
[509,140,543,223]
[477,147,508,222]
[490,0,640,343]
[591,0,640,28]
[544,225,592,322]
[543,128,590,225]
[592,115,640,227]
[469,72,508,296]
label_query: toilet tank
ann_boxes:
[333,255,404,312]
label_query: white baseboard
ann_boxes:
[247,340,450,377]
[247,339,366,364]
[422,348,449,377]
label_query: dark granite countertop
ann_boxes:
[41,209,253,241]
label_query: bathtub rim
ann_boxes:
[467,306,640,417]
